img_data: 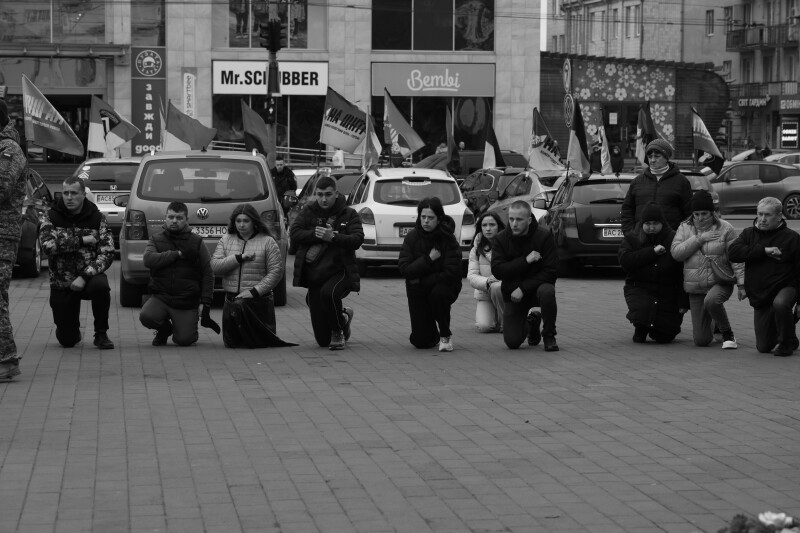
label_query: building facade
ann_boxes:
[0,0,541,161]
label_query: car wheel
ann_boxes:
[557,259,580,277]
[357,259,369,278]
[119,273,144,307]
[273,274,287,307]
[783,194,800,219]
[19,237,42,278]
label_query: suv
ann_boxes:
[414,150,528,181]
[71,157,141,248]
[15,169,53,278]
[116,150,289,307]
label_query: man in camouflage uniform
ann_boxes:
[0,99,28,381]
[40,175,115,349]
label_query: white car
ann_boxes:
[348,168,476,274]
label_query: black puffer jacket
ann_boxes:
[491,218,557,301]
[144,225,214,309]
[620,164,692,234]
[398,215,462,296]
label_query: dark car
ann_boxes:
[710,161,800,218]
[414,150,528,181]
[459,167,525,215]
[15,169,53,278]
[486,170,555,224]
[536,174,633,271]
[284,167,362,240]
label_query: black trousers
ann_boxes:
[503,283,557,349]
[49,274,110,347]
[307,271,352,347]
[754,286,797,353]
[406,283,458,349]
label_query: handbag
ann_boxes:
[708,256,736,285]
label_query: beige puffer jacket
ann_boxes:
[211,231,283,296]
[467,236,500,301]
[670,217,744,294]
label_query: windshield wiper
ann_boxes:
[589,198,625,204]
[383,199,419,206]
[199,196,233,202]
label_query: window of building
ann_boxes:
[613,8,619,38]
[372,0,494,51]
[787,55,796,80]
[625,6,632,38]
[222,0,327,50]
[743,4,752,25]
[742,57,753,83]
[724,6,733,32]
[559,34,565,51]
[722,60,732,81]
[601,10,608,41]
[763,55,773,81]
[634,5,641,36]
[590,12,597,41]
[552,35,558,51]
[706,10,714,35]
[1,0,108,44]
[133,0,165,46]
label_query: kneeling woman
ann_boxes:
[467,212,505,333]
[398,197,462,352]
[618,203,686,343]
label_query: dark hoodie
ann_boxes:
[398,214,462,295]
[620,163,692,235]
[144,224,213,309]
[0,121,26,250]
[491,217,558,301]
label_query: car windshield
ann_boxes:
[137,159,268,202]
[75,163,139,188]
[461,172,495,192]
[374,179,461,206]
[573,181,631,204]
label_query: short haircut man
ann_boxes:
[757,197,782,216]
[167,201,188,216]
[62,175,86,192]
[316,176,337,191]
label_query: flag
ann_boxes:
[482,116,506,169]
[598,125,614,175]
[635,101,657,166]
[360,113,382,172]
[528,107,566,172]
[241,100,271,156]
[446,106,459,169]
[383,89,424,157]
[566,100,591,175]
[87,96,140,155]
[162,100,216,151]
[692,107,725,175]
[319,87,366,153]
[21,75,83,157]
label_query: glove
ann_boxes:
[200,305,220,334]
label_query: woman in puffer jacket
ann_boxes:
[467,212,506,333]
[671,190,745,349]
[211,203,284,347]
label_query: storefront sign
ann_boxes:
[781,122,799,149]
[212,61,328,95]
[182,68,197,118]
[780,98,800,111]
[130,47,166,155]
[738,96,770,108]
[371,63,495,97]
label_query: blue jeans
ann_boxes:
[688,284,733,346]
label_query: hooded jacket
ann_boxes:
[0,121,27,249]
[398,214,462,295]
[467,233,497,301]
[290,194,364,290]
[40,198,114,289]
[490,218,558,300]
[728,218,800,308]
[620,163,692,234]
[670,216,744,294]
[211,231,283,297]
[144,224,213,309]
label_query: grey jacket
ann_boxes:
[211,231,283,297]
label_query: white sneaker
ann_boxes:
[439,336,453,352]
[721,333,738,349]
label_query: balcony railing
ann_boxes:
[726,23,800,50]
[729,81,800,98]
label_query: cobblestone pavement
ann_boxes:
[1,259,799,533]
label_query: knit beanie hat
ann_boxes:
[0,99,8,129]
[640,202,666,224]
[646,138,674,160]
[691,190,715,212]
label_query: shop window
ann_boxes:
[224,0,327,50]
[132,0,165,46]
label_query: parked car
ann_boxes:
[291,167,318,196]
[710,161,800,219]
[414,150,528,182]
[485,170,555,224]
[284,167,363,236]
[347,168,475,274]
[536,174,634,270]
[14,169,53,278]
[765,152,800,165]
[459,167,525,215]
[681,168,720,211]
[70,157,141,248]
[115,150,289,307]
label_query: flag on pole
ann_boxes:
[383,89,424,157]
[692,107,725,175]
[598,125,614,175]
[566,100,591,175]
[319,87,366,153]
[528,107,566,172]
[446,106,459,171]
[162,100,216,151]
[360,113,382,172]
[21,75,83,156]
[87,96,140,155]
[482,118,506,169]
[241,100,271,156]
[635,101,657,166]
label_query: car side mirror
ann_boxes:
[113,194,130,208]
[283,192,298,205]
[533,198,548,210]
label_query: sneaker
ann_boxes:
[342,307,354,341]
[152,324,173,346]
[526,310,542,346]
[438,336,453,352]
[632,327,647,343]
[543,336,559,352]
[0,360,20,381]
[721,330,737,350]
[774,344,794,357]
[93,332,115,350]
[329,330,346,350]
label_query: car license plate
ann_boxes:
[602,228,624,238]
[193,226,228,238]
[95,194,117,203]
[398,226,413,237]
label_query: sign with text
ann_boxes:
[780,97,800,111]
[182,68,197,118]
[371,63,495,97]
[781,122,799,149]
[130,47,166,155]
[212,61,328,95]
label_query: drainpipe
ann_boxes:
[680,0,685,62]
[639,0,645,59]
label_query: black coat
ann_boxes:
[491,220,558,301]
[618,225,685,334]
[620,164,692,234]
[398,215,462,296]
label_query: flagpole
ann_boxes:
[691,105,698,171]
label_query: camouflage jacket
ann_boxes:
[0,122,27,247]
[40,198,114,289]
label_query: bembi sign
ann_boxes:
[212,61,328,95]
[372,63,495,97]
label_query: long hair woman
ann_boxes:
[467,212,506,333]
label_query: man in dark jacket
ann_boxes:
[270,156,296,212]
[0,100,28,380]
[728,197,800,356]
[40,176,116,350]
[491,201,559,351]
[290,176,364,350]
[139,202,218,346]
[620,138,692,235]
